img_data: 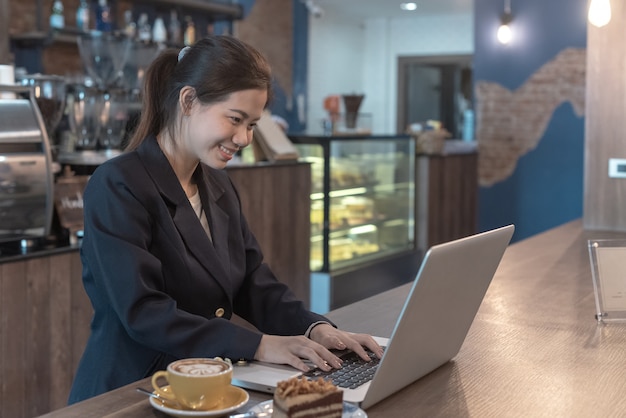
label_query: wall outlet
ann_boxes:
[608,158,626,178]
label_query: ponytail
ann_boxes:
[125,49,178,151]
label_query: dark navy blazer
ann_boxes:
[68,136,329,403]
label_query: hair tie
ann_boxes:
[178,46,191,62]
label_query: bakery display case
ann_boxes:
[289,134,416,274]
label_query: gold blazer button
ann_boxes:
[215,307,225,317]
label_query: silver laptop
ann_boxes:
[232,225,515,409]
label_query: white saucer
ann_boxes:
[149,385,249,417]
[248,400,367,418]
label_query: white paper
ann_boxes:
[596,247,626,311]
[0,65,16,99]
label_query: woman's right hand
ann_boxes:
[254,335,342,372]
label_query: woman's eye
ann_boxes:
[247,123,257,131]
[230,116,242,124]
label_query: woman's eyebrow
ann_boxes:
[229,109,249,119]
[229,109,262,122]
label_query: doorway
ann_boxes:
[397,55,473,138]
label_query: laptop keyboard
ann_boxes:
[303,349,382,389]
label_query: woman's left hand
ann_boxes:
[309,323,384,363]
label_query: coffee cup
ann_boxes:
[151,357,233,410]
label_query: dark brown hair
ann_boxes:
[125,35,273,151]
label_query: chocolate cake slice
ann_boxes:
[273,376,343,418]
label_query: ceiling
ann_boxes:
[311,0,474,21]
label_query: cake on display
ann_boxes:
[273,377,343,418]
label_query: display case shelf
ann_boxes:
[290,134,419,312]
[290,134,416,273]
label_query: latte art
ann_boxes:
[173,361,228,376]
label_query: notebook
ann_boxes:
[232,224,515,409]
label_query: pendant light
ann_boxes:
[588,0,611,27]
[497,0,513,45]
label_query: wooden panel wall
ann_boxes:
[416,153,478,250]
[584,1,626,231]
[0,251,91,417]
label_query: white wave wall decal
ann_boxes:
[475,48,586,186]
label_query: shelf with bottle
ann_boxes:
[10,0,242,48]
[134,0,242,19]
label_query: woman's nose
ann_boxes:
[233,126,253,149]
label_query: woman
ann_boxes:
[68,35,382,404]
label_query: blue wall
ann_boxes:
[474,0,587,242]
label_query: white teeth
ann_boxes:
[219,144,234,155]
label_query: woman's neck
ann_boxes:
[156,134,199,198]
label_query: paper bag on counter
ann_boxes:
[252,111,299,163]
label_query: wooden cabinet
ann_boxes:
[0,250,90,417]
[416,151,478,251]
[0,162,310,417]
[226,162,311,306]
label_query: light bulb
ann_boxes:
[497,23,512,44]
[588,0,611,27]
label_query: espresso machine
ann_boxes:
[0,85,55,246]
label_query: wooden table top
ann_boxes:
[38,220,626,417]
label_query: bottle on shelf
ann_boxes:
[123,10,136,39]
[76,0,89,31]
[168,9,181,45]
[137,13,152,42]
[183,16,195,46]
[152,16,167,44]
[462,108,474,142]
[95,0,113,32]
[50,0,65,30]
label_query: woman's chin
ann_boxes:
[201,156,229,170]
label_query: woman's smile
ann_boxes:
[217,143,240,162]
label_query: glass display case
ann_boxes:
[289,134,416,272]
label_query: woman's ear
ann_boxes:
[179,86,196,116]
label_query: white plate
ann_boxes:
[149,385,249,417]
[248,400,367,418]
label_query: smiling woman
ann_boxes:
[68,35,382,405]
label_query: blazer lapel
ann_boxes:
[136,137,232,298]
[197,166,231,279]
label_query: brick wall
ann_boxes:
[235,0,293,99]
[475,48,586,187]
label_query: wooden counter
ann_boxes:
[34,220,626,417]
[0,162,311,417]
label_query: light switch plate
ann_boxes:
[608,158,626,178]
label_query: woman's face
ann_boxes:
[182,88,267,169]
